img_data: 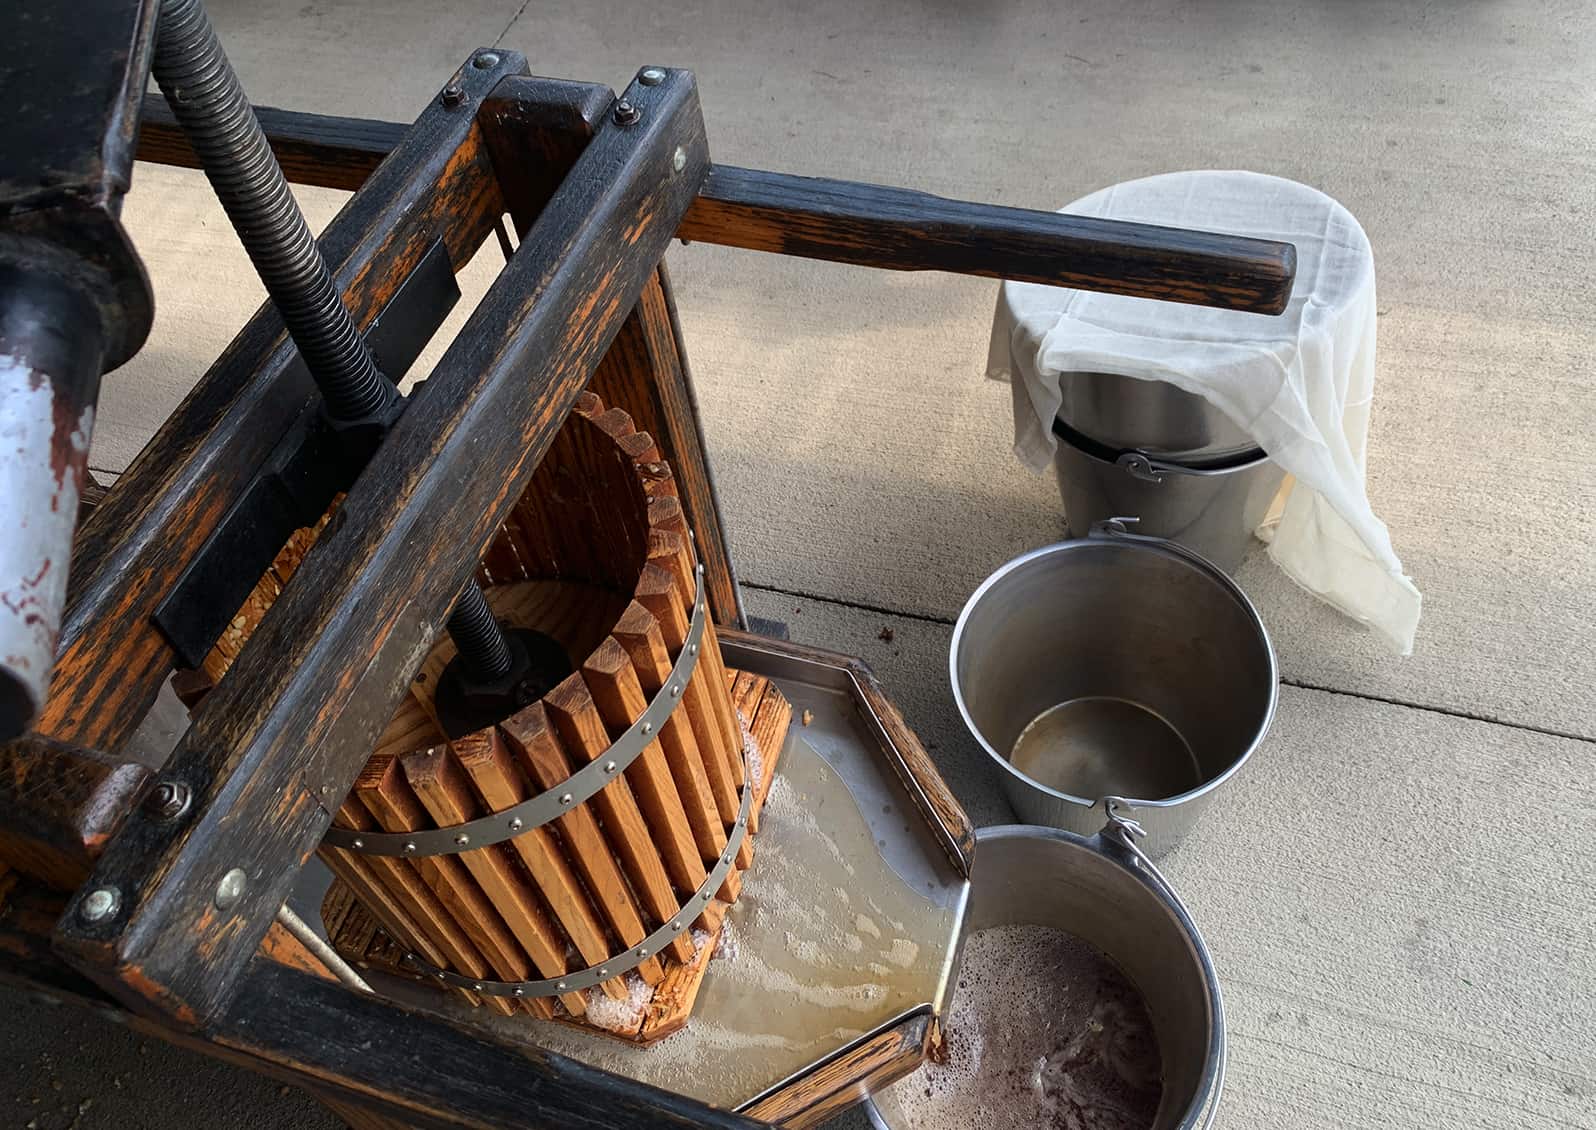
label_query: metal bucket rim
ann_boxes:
[865,822,1227,1130]
[949,536,1279,813]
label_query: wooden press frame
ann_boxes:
[0,47,1293,1128]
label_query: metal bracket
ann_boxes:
[321,569,707,858]
[152,238,459,668]
[403,736,750,998]
[1115,451,1166,482]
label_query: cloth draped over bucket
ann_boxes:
[988,170,1421,654]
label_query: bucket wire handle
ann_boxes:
[1100,797,1228,1130]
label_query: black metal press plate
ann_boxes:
[153,238,459,668]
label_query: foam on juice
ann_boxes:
[876,923,1162,1130]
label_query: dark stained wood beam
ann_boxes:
[138,93,1296,314]
[679,164,1295,314]
[0,736,151,890]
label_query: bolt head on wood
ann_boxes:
[440,84,466,108]
[145,780,192,821]
[613,99,641,126]
[472,52,500,69]
[80,887,120,923]
[639,67,666,86]
[214,868,248,910]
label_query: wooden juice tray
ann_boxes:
[295,630,972,1128]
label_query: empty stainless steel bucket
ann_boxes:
[1051,414,1285,575]
[867,819,1226,1130]
[1056,370,1256,466]
[951,521,1276,856]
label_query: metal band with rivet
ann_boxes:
[402,742,753,998]
[325,573,707,857]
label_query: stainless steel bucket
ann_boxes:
[1056,370,1256,466]
[950,521,1276,856]
[867,819,1226,1130]
[1051,414,1285,575]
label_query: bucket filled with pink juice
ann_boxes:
[866,816,1224,1130]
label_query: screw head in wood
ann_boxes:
[556,981,567,991]
[145,780,193,822]
[403,842,417,855]
[599,968,609,977]
[560,793,573,805]
[642,722,653,735]
[455,833,470,847]
[473,52,500,69]
[214,868,248,911]
[351,838,365,849]
[636,947,648,957]
[613,98,641,126]
[79,887,120,923]
[604,761,617,773]
[508,817,524,832]
[672,146,686,173]
[669,920,680,931]
[639,67,666,85]
[513,987,525,997]
[473,983,485,992]
[689,643,699,656]
[670,684,682,697]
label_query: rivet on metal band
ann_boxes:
[324,573,707,857]
[403,743,754,998]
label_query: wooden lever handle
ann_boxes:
[136,94,1295,314]
[678,165,1296,315]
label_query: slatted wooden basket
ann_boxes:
[187,391,789,1042]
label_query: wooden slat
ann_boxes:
[582,639,706,899]
[399,747,587,1014]
[609,603,727,860]
[588,266,744,627]
[498,704,664,986]
[633,564,744,810]
[746,678,792,832]
[645,533,744,779]
[327,800,501,1013]
[451,726,629,1000]
[354,760,549,1017]
[542,674,695,965]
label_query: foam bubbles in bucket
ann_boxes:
[875,924,1162,1130]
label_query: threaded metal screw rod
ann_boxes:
[151,0,393,423]
[152,0,514,679]
[446,583,514,681]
